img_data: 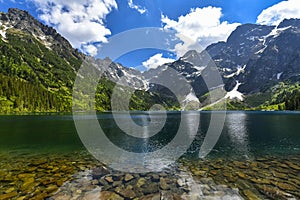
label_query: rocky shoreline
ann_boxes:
[0,150,299,200]
[49,166,242,200]
[185,156,300,199]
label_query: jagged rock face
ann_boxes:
[0,8,82,62]
[205,19,300,94]
[148,19,300,97]
[238,19,300,93]
[206,24,274,69]
[95,58,147,89]
[143,51,221,98]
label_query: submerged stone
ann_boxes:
[0,191,18,200]
[139,193,160,200]
[105,176,114,184]
[45,185,58,194]
[256,184,295,199]
[176,179,185,187]
[272,182,298,191]
[4,187,15,194]
[192,170,206,176]
[250,178,270,184]
[91,166,110,179]
[136,178,146,188]
[271,170,287,179]
[99,191,124,200]
[237,172,246,179]
[159,178,170,190]
[124,174,134,182]
[243,189,259,200]
[20,177,35,190]
[142,183,159,195]
[118,188,136,199]
[151,174,160,182]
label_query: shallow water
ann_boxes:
[0,111,299,199]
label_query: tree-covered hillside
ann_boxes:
[0,20,178,113]
[0,26,78,113]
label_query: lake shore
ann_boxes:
[1,110,300,116]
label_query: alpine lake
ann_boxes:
[0,111,299,200]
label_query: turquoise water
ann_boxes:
[206,111,300,158]
[0,111,299,158]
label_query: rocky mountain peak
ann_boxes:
[7,8,33,21]
[227,24,273,44]
[180,50,202,66]
[145,17,300,104]
[2,8,49,35]
[1,8,31,22]
[278,18,300,29]
[182,50,199,59]
[0,8,79,61]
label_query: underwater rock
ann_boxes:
[124,174,134,182]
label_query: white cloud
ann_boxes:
[256,0,300,26]
[142,53,175,70]
[128,0,147,14]
[82,44,98,56]
[30,0,117,54]
[162,7,240,57]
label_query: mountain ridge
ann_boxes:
[144,18,300,110]
[0,8,299,112]
[0,8,177,113]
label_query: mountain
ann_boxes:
[0,8,299,112]
[205,19,300,93]
[205,19,300,110]
[144,19,300,110]
[0,8,176,113]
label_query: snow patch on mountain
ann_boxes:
[224,65,246,78]
[193,66,205,71]
[277,72,283,80]
[0,22,9,40]
[184,92,199,103]
[256,26,291,54]
[266,26,291,39]
[0,29,5,39]
[255,46,267,54]
[182,90,200,109]
[32,33,52,50]
[225,81,244,101]
[192,66,205,76]
[38,35,52,50]
[115,68,148,90]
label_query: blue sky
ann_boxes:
[1,0,299,70]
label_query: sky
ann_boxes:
[1,0,300,71]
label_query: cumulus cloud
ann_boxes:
[162,6,240,57]
[256,0,300,26]
[128,0,147,14]
[30,0,117,55]
[82,44,98,56]
[142,53,175,69]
